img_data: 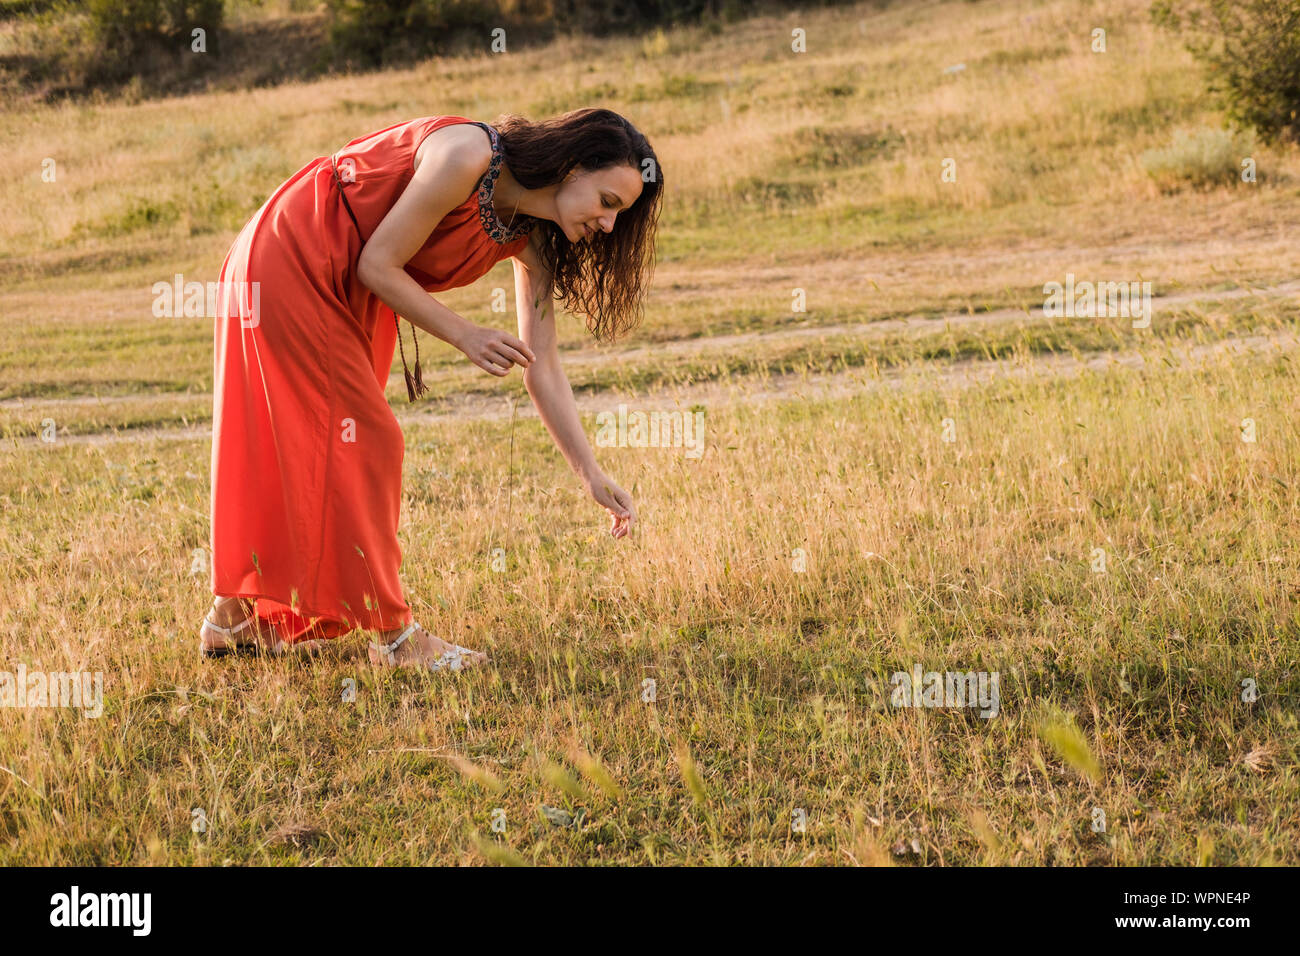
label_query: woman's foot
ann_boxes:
[199,596,285,656]
[367,621,488,671]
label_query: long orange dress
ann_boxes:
[210,116,534,645]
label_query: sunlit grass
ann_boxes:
[1,340,1296,864]
[0,0,1298,865]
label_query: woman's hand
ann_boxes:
[586,471,636,539]
[456,323,536,377]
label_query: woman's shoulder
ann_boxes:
[413,119,494,176]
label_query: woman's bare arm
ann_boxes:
[355,126,533,374]
[514,233,602,484]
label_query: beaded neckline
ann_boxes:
[472,122,535,244]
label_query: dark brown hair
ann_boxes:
[490,108,663,343]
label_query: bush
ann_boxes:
[1151,0,1300,144]
[324,0,502,67]
[550,0,719,37]
[85,0,225,81]
[1140,126,1258,191]
[88,0,225,54]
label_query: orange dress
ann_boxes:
[210,116,534,644]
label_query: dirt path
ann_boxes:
[398,325,1300,427]
[4,279,1297,421]
[8,323,1298,450]
[561,278,1300,369]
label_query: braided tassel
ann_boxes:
[393,315,430,402]
[411,325,428,398]
[395,314,417,403]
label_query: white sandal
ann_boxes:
[368,621,485,671]
[199,600,286,658]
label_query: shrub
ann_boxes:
[1150,0,1300,144]
[1140,126,1258,191]
[88,0,225,55]
[324,0,502,68]
[550,0,723,37]
[85,0,225,81]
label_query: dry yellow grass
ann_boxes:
[0,0,1297,865]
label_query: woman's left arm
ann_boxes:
[513,236,636,538]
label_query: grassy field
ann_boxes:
[0,0,1297,864]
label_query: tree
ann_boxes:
[1151,0,1300,143]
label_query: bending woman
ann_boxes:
[199,108,662,671]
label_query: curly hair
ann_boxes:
[488,108,664,343]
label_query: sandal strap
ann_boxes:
[369,621,418,659]
[367,625,483,669]
[203,612,255,637]
[435,645,483,671]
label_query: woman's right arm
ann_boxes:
[356,130,533,376]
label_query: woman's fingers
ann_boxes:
[462,327,535,376]
[491,343,531,368]
[596,480,634,537]
[476,340,531,375]
[608,509,632,537]
[474,349,513,375]
[504,334,536,364]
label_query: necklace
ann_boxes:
[500,173,522,231]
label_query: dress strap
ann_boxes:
[472,120,498,151]
[469,122,533,243]
[331,154,365,240]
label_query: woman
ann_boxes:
[199,108,663,671]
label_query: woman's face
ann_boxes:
[556,163,645,243]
